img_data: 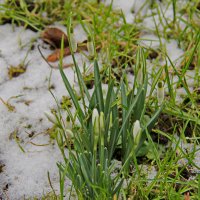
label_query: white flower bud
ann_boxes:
[92,108,100,151]
[44,111,57,124]
[66,129,74,139]
[92,108,100,135]
[157,81,164,105]
[87,35,95,57]
[99,112,105,132]
[101,48,110,64]
[136,67,143,85]
[92,108,99,125]
[99,112,105,146]
[70,27,77,53]
[109,113,113,129]
[92,109,105,148]
[133,120,141,147]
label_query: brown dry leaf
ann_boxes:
[47,45,89,62]
[184,192,190,200]
[41,27,69,48]
[47,48,71,62]
[45,36,99,62]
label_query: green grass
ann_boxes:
[1,0,200,199]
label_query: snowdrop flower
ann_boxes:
[136,66,143,85]
[92,108,100,151]
[44,111,57,124]
[99,111,105,145]
[99,112,105,132]
[69,27,77,53]
[133,120,142,147]
[92,108,99,131]
[87,35,95,57]
[101,47,110,64]
[92,109,106,149]
[66,129,74,139]
[92,109,105,134]
[157,81,164,105]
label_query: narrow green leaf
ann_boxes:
[135,104,163,154]
[121,81,128,156]
[149,66,164,97]
[119,86,144,136]
[94,59,104,112]
[59,66,85,121]
[133,75,148,122]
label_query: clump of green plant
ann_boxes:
[44,16,164,199]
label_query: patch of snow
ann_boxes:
[0,24,79,199]
[139,34,164,48]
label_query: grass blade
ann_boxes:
[94,59,104,112]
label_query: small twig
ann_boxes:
[38,45,74,69]
[47,171,57,198]
[28,141,50,146]
[37,44,55,68]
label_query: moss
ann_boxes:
[8,64,26,79]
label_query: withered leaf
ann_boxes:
[47,48,71,62]
[41,27,69,48]
[47,45,89,62]
[184,192,190,200]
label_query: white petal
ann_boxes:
[133,120,141,138]
[92,108,99,125]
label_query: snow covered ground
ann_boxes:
[0,24,65,199]
[0,0,198,199]
[0,23,88,199]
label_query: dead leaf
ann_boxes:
[184,192,190,200]
[47,48,71,62]
[0,97,15,112]
[47,45,89,62]
[41,28,104,63]
[41,27,69,48]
